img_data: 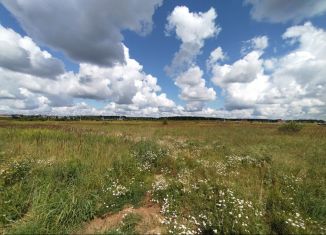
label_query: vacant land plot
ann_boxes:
[0,120,325,234]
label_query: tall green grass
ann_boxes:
[0,120,325,234]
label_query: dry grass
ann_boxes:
[0,120,325,234]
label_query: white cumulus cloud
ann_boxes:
[245,0,326,23]
[210,23,326,119]
[175,66,216,102]
[165,6,219,75]
[165,6,218,112]
[0,26,176,116]
[212,49,265,86]
[0,25,64,78]
[1,0,163,66]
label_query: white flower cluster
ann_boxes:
[0,159,32,182]
[152,175,169,192]
[285,212,306,230]
[282,174,303,194]
[215,188,264,233]
[133,147,166,171]
[34,158,54,166]
[103,180,129,197]
[176,169,198,193]
[137,161,152,171]
[196,159,227,176]
[160,200,198,235]
[225,154,264,167]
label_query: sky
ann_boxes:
[0,0,326,119]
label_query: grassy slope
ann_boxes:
[0,120,325,234]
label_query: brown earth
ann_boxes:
[76,193,164,234]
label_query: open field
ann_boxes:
[0,120,325,234]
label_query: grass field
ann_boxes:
[0,120,325,234]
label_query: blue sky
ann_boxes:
[0,0,326,119]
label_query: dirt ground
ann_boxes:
[78,193,164,234]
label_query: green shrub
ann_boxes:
[278,121,303,133]
[132,140,167,171]
[1,159,32,186]
[162,118,168,125]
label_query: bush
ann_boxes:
[278,121,303,133]
[1,159,32,186]
[132,140,167,171]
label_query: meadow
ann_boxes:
[0,119,325,234]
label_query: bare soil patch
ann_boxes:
[77,193,164,234]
